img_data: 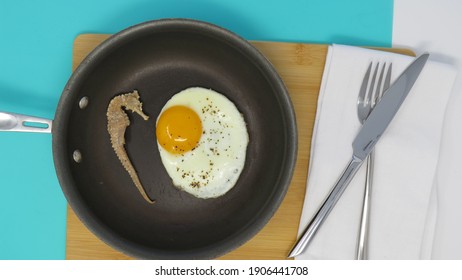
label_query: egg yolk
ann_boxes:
[156,105,202,154]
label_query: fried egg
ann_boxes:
[156,87,249,199]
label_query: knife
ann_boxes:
[288,53,430,258]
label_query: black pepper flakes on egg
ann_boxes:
[190,181,200,188]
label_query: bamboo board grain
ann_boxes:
[66,34,413,260]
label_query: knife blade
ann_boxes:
[288,53,430,258]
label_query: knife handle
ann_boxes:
[288,155,363,258]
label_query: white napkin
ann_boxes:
[296,44,456,259]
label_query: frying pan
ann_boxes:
[0,19,297,259]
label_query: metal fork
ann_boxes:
[356,61,392,260]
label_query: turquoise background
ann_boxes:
[0,0,393,259]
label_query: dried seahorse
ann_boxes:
[107,90,155,204]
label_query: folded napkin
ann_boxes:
[296,44,456,259]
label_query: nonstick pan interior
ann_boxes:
[52,19,297,259]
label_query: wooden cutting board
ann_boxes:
[66,34,413,260]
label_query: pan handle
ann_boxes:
[0,111,52,133]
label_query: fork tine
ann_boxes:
[384,63,392,92]
[367,62,379,107]
[358,62,373,105]
[373,63,386,105]
[377,63,392,100]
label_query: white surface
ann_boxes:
[393,0,462,259]
[296,45,456,259]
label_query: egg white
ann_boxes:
[156,87,249,199]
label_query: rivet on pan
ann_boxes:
[73,150,82,163]
[79,96,89,109]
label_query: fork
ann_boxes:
[356,61,392,260]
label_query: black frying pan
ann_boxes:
[0,19,297,259]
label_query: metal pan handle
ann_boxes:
[0,111,52,133]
